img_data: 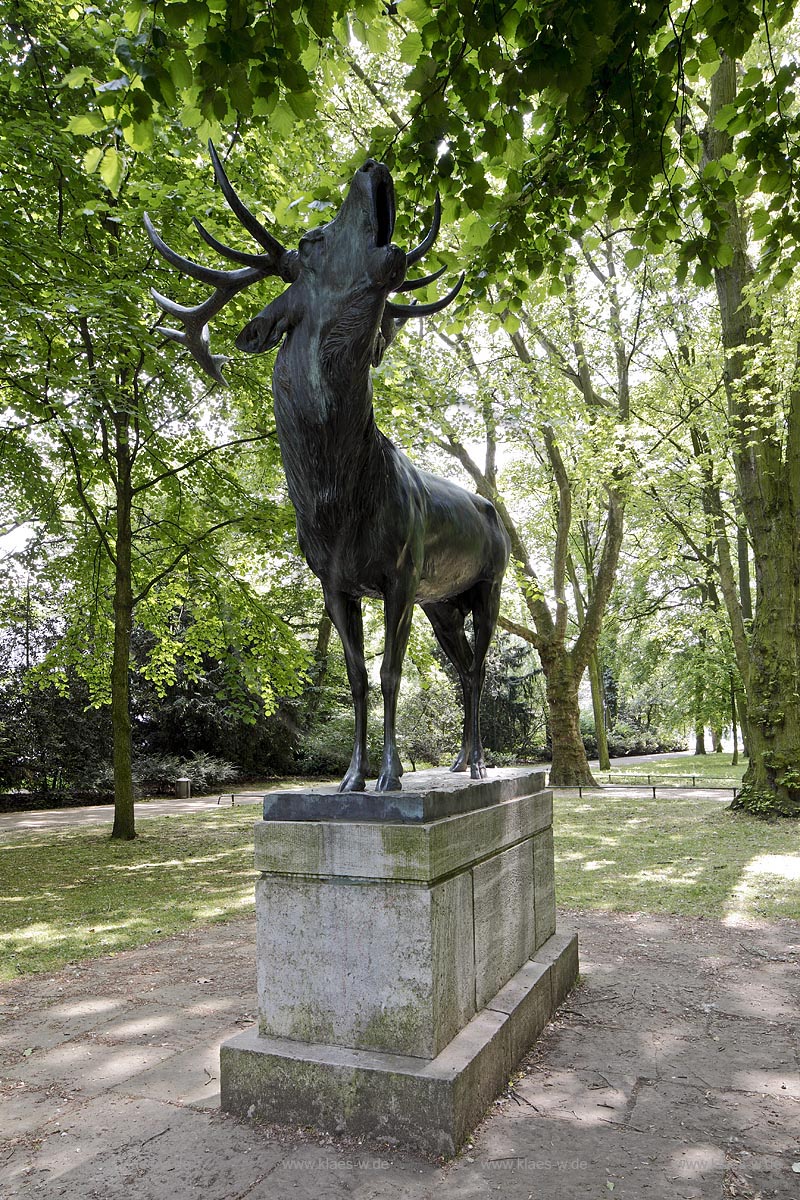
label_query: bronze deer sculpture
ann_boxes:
[145,145,510,793]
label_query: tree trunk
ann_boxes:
[302,612,333,728]
[111,427,136,840]
[738,688,750,759]
[588,650,610,770]
[707,56,800,816]
[730,673,739,766]
[712,728,723,753]
[732,522,800,815]
[540,641,596,786]
[694,724,707,755]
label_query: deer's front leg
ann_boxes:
[377,575,416,792]
[323,587,369,793]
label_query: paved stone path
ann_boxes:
[0,792,266,834]
[2,909,798,1199]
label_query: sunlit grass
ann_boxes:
[553,789,800,923]
[0,808,260,981]
[597,753,746,785]
[1,785,798,983]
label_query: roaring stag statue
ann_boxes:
[145,145,510,793]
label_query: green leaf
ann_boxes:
[365,22,389,55]
[270,100,296,136]
[99,147,124,196]
[83,146,104,174]
[168,49,193,91]
[400,0,430,23]
[286,88,316,120]
[67,112,106,135]
[624,247,644,271]
[693,262,713,288]
[714,242,733,268]
[179,104,202,128]
[399,32,423,64]
[122,120,153,151]
[61,66,94,88]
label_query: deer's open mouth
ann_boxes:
[374,176,395,247]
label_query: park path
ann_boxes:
[0,752,707,835]
[0,791,265,834]
[1,908,798,1199]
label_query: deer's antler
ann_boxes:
[387,192,463,322]
[144,142,298,385]
[405,192,441,267]
[386,273,465,321]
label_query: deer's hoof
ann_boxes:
[470,762,487,780]
[376,773,402,792]
[338,773,367,793]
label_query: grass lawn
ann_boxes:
[554,788,799,921]
[1,780,798,982]
[0,807,259,982]
[596,752,745,785]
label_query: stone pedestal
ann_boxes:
[220,767,578,1157]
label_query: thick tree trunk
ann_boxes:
[738,689,750,759]
[111,568,135,839]
[302,612,333,728]
[707,54,800,816]
[732,524,800,816]
[111,430,136,840]
[540,641,596,786]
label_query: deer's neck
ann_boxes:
[272,307,388,511]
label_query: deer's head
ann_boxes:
[144,145,463,385]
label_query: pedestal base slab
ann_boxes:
[220,929,578,1158]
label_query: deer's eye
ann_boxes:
[299,234,325,262]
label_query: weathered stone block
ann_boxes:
[535,927,580,1010]
[486,958,552,1064]
[533,826,557,948]
[255,871,475,1058]
[221,929,579,1158]
[261,765,546,824]
[253,782,552,883]
[224,769,578,1155]
[473,840,536,1009]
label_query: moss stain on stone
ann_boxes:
[380,823,428,878]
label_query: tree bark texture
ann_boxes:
[588,650,611,771]
[708,56,800,815]
[111,425,136,840]
[539,640,596,785]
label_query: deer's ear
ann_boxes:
[372,309,398,366]
[236,300,290,354]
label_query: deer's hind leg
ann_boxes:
[323,587,369,793]
[421,599,475,773]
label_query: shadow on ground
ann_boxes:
[1,910,799,1199]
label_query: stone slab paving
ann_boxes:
[1,911,798,1199]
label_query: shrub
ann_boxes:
[91,752,240,796]
[579,713,686,758]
